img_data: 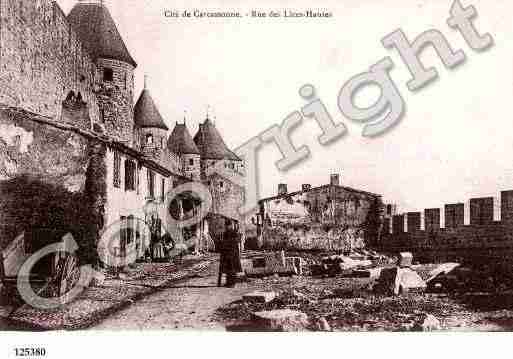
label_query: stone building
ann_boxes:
[255,174,383,251]
[0,0,244,275]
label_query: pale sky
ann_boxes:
[58,0,513,216]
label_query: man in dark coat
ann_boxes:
[218,219,242,287]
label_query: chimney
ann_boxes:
[278,183,288,196]
[330,173,340,186]
[302,184,312,192]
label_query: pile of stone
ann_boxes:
[311,253,374,277]
[374,252,427,296]
[241,290,330,332]
[241,251,303,277]
[251,309,310,331]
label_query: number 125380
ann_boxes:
[14,348,46,357]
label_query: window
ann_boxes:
[219,181,224,189]
[120,215,135,252]
[103,68,114,82]
[229,163,235,170]
[125,160,136,191]
[136,163,140,194]
[161,178,165,201]
[147,169,155,198]
[127,215,134,244]
[100,108,105,123]
[120,216,127,253]
[189,158,194,166]
[113,152,121,188]
[146,134,153,145]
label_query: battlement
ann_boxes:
[381,190,513,257]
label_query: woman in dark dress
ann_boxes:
[218,219,242,287]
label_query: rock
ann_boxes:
[289,289,309,301]
[352,268,382,279]
[285,257,304,275]
[413,314,441,331]
[240,259,254,272]
[90,271,106,287]
[265,251,286,270]
[375,267,426,296]
[252,309,309,332]
[426,263,460,284]
[315,317,332,332]
[245,265,297,278]
[398,252,413,267]
[310,264,326,276]
[243,291,277,303]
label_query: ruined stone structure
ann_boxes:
[380,191,513,266]
[0,0,244,273]
[254,174,383,251]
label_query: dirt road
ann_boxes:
[92,260,248,330]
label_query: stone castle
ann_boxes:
[0,0,245,270]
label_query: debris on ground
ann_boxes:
[242,251,303,277]
[398,252,413,267]
[251,309,309,331]
[375,267,427,296]
[314,316,332,332]
[243,291,277,304]
[413,313,441,331]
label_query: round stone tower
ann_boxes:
[193,117,243,179]
[168,122,201,181]
[68,0,137,145]
[134,82,169,160]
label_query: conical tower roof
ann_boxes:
[67,1,137,67]
[134,89,168,130]
[193,118,241,161]
[168,123,200,155]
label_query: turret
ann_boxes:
[168,122,201,181]
[193,117,243,179]
[68,0,137,145]
[133,81,169,160]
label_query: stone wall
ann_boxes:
[0,106,106,264]
[95,58,135,145]
[207,173,245,222]
[258,185,381,250]
[180,153,201,181]
[0,0,99,129]
[380,191,513,265]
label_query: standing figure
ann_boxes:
[218,219,242,288]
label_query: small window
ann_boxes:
[103,68,114,82]
[146,134,153,145]
[219,181,224,189]
[189,158,194,166]
[125,160,136,191]
[229,163,235,170]
[113,152,121,188]
[161,178,165,201]
[100,108,105,123]
[147,170,155,198]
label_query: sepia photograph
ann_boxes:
[0,0,512,357]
